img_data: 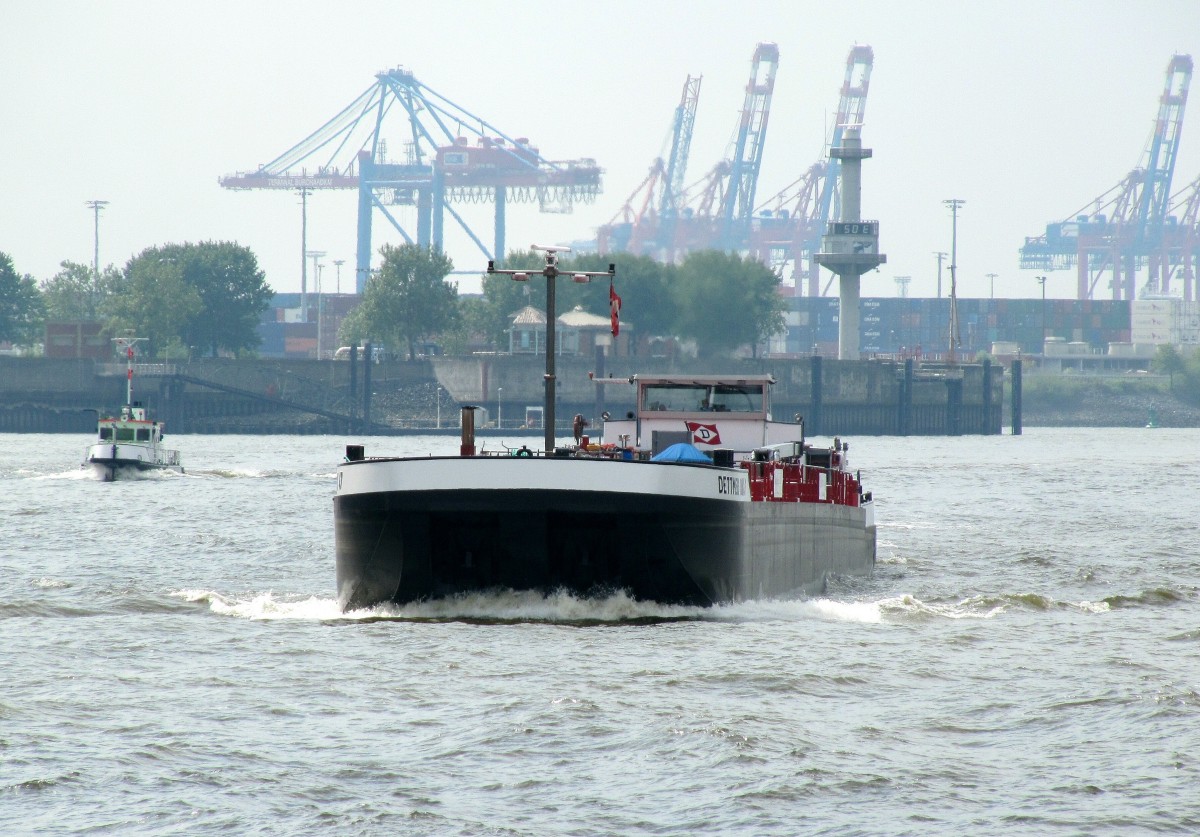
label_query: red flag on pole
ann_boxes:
[609,280,621,337]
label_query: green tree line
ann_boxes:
[341,244,786,360]
[0,242,270,357]
[4,240,786,360]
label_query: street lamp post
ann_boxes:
[497,387,503,430]
[436,385,442,429]
[986,272,998,299]
[333,259,345,294]
[488,246,616,453]
[307,250,326,358]
[943,199,965,363]
[85,200,109,279]
[1036,275,1048,353]
[298,188,311,322]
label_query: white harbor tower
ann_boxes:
[814,126,886,360]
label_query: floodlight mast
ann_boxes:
[488,245,616,454]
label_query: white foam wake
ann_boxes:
[172,588,893,624]
[173,589,343,620]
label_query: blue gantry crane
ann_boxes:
[717,42,779,250]
[659,74,703,257]
[1019,54,1193,300]
[221,67,602,293]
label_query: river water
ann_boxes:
[3,428,1198,835]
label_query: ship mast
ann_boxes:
[488,248,615,453]
[113,337,147,406]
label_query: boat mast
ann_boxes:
[488,248,615,453]
[113,337,146,406]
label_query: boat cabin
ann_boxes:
[96,403,164,444]
[600,374,803,458]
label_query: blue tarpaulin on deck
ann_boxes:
[650,443,712,463]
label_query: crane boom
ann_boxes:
[817,46,873,229]
[661,75,702,219]
[719,42,779,249]
[1136,54,1192,234]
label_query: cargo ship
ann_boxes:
[333,373,875,610]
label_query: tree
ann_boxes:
[557,252,677,347]
[1152,343,1187,391]
[40,260,119,322]
[0,251,44,346]
[476,250,675,354]
[440,294,490,355]
[672,250,784,358]
[340,244,459,359]
[105,258,202,357]
[123,242,270,357]
[1180,346,1200,404]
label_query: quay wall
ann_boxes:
[0,355,1005,436]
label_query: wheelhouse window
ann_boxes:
[115,427,136,442]
[136,428,151,442]
[98,426,114,441]
[642,383,764,413]
[710,384,762,413]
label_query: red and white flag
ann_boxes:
[685,421,722,445]
[609,280,621,337]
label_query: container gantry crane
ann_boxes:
[596,75,702,260]
[1019,54,1192,300]
[659,74,703,260]
[718,42,779,250]
[220,67,602,292]
[1163,172,1200,300]
[750,45,873,296]
[667,42,779,257]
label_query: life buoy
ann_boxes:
[515,446,533,458]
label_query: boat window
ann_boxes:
[643,384,708,412]
[115,427,136,442]
[709,385,762,413]
[136,428,151,442]
[642,383,765,412]
[98,427,114,441]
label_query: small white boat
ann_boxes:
[83,338,183,481]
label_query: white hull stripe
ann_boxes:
[338,457,752,503]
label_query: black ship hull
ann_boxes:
[334,457,875,610]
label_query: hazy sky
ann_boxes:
[3,1,1198,300]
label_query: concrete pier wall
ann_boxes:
[0,355,1006,436]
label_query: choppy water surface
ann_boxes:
[3,429,1199,835]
